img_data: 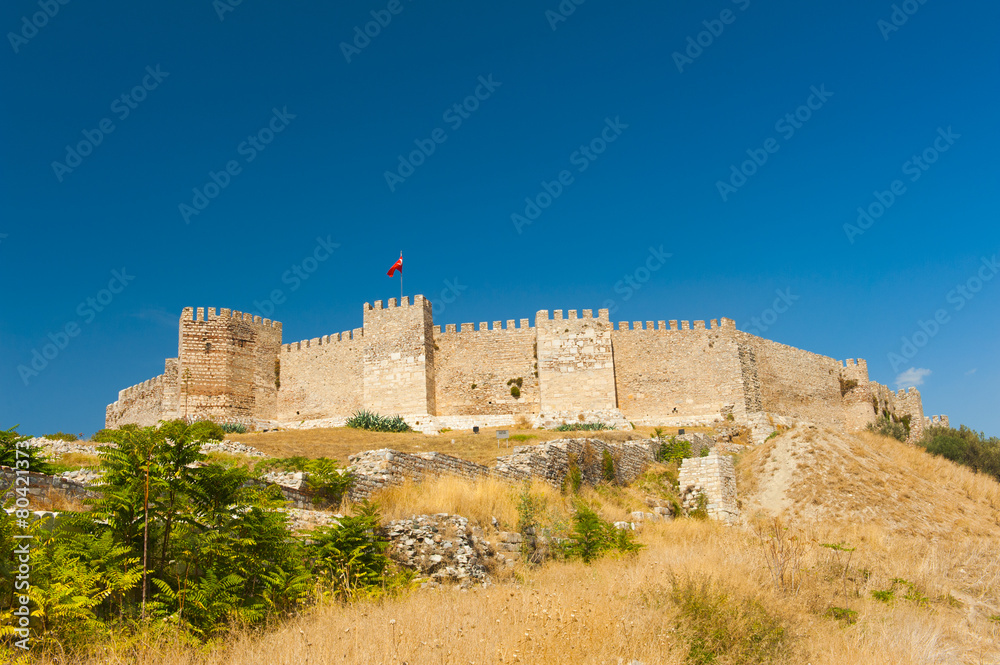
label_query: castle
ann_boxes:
[105,295,947,443]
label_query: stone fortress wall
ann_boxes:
[106,294,938,443]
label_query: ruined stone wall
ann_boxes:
[432,320,539,417]
[363,296,436,416]
[105,373,167,428]
[536,309,617,417]
[276,330,364,421]
[678,453,738,524]
[612,318,746,424]
[0,466,97,505]
[839,359,877,431]
[870,383,926,443]
[735,331,845,428]
[347,438,661,501]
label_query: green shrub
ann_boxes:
[90,424,140,443]
[220,422,247,434]
[561,502,641,563]
[601,449,616,483]
[688,493,709,520]
[871,589,894,603]
[563,456,583,494]
[43,431,78,442]
[345,409,411,433]
[553,422,613,432]
[656,436,692,464]
[825,606,858,624]
[867,415,907,442]
[668,575,788,665]
[919,425,1000,481]
[186,420,225,442]
[309,502,403,599]
[510,385,521,398]
[0,425,55,474]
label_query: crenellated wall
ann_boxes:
[276,330,364,421]
[433,319,539,417]
[612,318,745,424]
[535,308,617,417]
[106,294,941,436]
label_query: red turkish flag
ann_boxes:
[387,255,403,276]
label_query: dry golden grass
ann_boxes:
[228,425,711,465]
[23,426,1000,664]
[33,516,1000,664]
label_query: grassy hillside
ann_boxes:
[18,426,1000,664]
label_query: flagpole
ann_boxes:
[399,251,403,303]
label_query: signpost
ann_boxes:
[496,429,509,449]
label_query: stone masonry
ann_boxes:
[678,454,738,524]
[106,294,941,441]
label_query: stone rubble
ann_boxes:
[383,514,508,588]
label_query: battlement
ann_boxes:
[117,374,165,400]
[614,318,734,331]
[434,319,533,334]
[534,308,611,324]
[180,306,282,331]
[283,328,363,352]
[364,295,429,311]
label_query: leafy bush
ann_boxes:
[867,414,908,442]
[43,431,78,441]
[220,422,247,434]
[259,456,354,506]
[669,576,789,665]
[90,424,139,443]
[553,422,613,432]
[345,409,412,432]
[510,385,521,398]
[656,436,692,464]
[561,502,642,563]
[310,502,402,599]
[919,425,1000,481]
[601,449,616,483]
[186,420,225,442]
[0,424,55,474]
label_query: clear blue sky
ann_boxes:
[2,0,997,437]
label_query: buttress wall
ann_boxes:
[276,330,364,420]
[362,296,436,416]
[535,309,617,415]
[611,318,746,423]
[432,320,539,416]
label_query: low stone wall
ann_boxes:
[0,466,97,506]
[348,438,664,501]
[678,453,737,524]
